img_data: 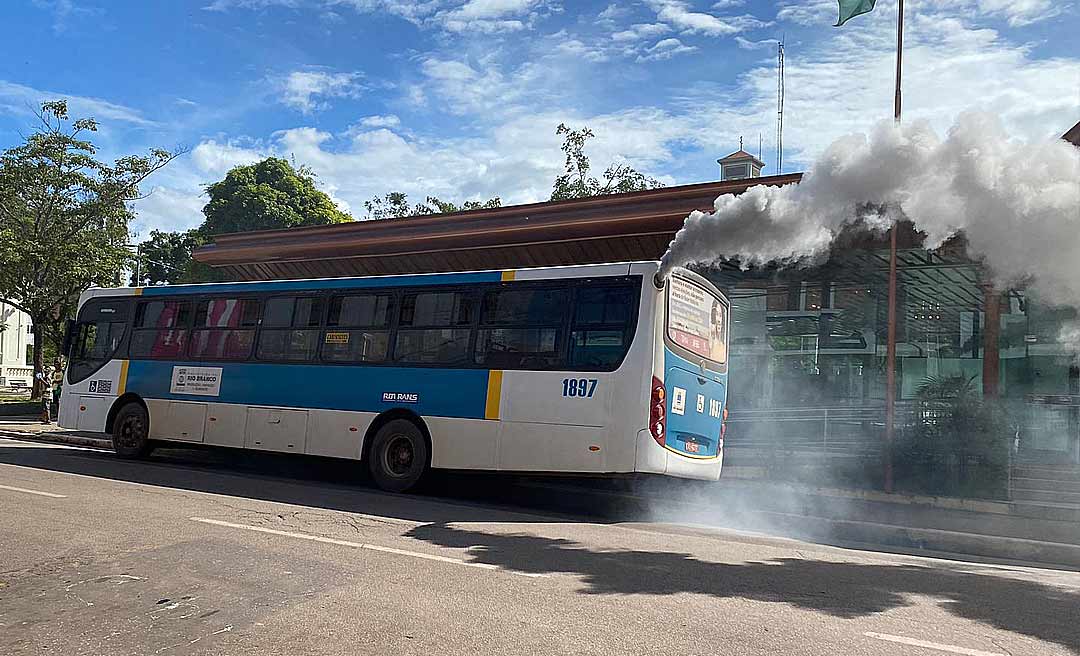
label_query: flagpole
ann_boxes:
[894,0,904,121]
[884,0,904,494]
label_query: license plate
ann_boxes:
[685,441,699,453]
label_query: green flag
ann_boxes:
[835,0,877,26]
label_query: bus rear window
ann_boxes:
[667,276,727,363]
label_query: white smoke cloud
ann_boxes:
[661,112,1080,323]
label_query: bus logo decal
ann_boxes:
[382,392,419,404]
[169,366,223,397]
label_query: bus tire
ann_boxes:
[368,418,428,493]
[112,402,153,459]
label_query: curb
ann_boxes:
[0,429,111,450]
[722,468,1080,523]
[726,508,1080,571]
[511,480,1080,571]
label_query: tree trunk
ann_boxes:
[31,317,44,400]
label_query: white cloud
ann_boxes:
[596,3,628,26]
[611,22,671,42]
[279,70,364,114]
[645,0,765,36]
[131,186,206,236]
[31,0,102,33]
[735,36,777,50]
[190,139,267,177]
[975,0,1061,25]
[637,38,698,62]
[433,0,554,33]
[358,114,401,128]
[0,80,157,127]
[418,57,521,114]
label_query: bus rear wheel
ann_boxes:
[112,402,153,459]
[368,419,428,493]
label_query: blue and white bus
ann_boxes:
[58,262,729,491]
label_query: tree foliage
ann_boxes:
[201,157,351,236]
[130,228,202,286]
[362,192,501,220]
[0,101,179,395]
[138,157,354,285]
[550,123,663,201]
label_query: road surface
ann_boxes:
[1,437,1078,655]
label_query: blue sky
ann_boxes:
[1,0,1078,239]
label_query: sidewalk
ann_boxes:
[0,416,112,449]
[704,477,1080,570]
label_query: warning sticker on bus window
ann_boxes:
[325,332,350,344]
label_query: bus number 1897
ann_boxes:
[562,378,598,398]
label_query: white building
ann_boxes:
[0,302,34,388]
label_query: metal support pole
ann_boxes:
[882,0,905,494]
[894,0,904,122]
[982,285,1001,399]
[884,226,898,493]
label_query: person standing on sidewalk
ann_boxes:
[51,359,63,419]
[36,364,54,424]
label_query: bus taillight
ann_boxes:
[720,406,729,442]
[650,377,666,446]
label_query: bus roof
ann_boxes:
[81,261,662,302]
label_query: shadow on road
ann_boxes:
[407,522,1080,653]
[0,441,591,526]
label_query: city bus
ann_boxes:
[58,262,729,491]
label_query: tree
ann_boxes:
[140,158,353,284]
[130,229,202,286]
[550,123,663,201]
[200,157,351,235]
[0,101,179,398]
[362,192,501,220]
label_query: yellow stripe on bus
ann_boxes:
[485,370,503,420]
[501,270,516,282]
[117,360,130,396]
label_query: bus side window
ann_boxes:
[394,291,474,365]
[568,285,635,370]
[130,300,192,359]
[321,294,392,363]
[189,298,260,361]
[474,286,568,370]
[257,296,324,362]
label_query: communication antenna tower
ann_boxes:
[776,38,785,175]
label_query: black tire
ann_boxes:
[367,418,429,493]
[112,402,153,459]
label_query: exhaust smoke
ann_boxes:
[660,112,1080,345]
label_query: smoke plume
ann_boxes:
[661,112,1080,319]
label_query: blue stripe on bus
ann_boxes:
[140,271,504,296]
[663,347,726,458]
[126,360,491,419]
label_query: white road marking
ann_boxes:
[189,517,546,578]
[0,483,67,498]
[865,632,1008,656]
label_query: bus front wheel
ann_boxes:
[112,403,153,459]
[368,419,428,493]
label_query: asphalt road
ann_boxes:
[1,437,1078,656]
